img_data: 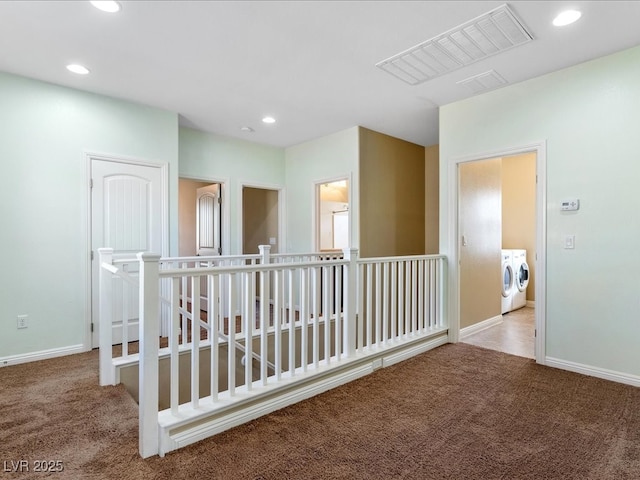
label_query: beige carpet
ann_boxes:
[1,343,639,479]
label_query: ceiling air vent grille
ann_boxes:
[457,70,508,94]
[376,4,533,86]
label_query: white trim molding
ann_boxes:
[312,172,354,253]
[459,315,503,340]
[0,344,85,367]
[85,152,170,351]
[180,174,231,256]
[546,357,640,388]
[447,141,547,364]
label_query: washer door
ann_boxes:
[516,261,529,292]
[502,262,514,297]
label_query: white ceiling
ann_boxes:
[1,1,640,148]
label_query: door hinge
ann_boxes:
[218,247,222,255]
[534,329,537,338]
[91,323,94,333]
[91,250,94,261]
[90,178,94,189]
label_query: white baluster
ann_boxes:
[170,277,180,414]
[191,275,200,409]
[342,248,358,358]
[391,261,397,341]
[210,273,219,402]
[137,252,160,459]
[288,268,295,376]
[98,248,114,386]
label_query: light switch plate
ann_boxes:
[564,235,575,249]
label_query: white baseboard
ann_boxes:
[459,315,503,340]
[526,300,535,308]
[0,344,85,368]
[545,356,640,388]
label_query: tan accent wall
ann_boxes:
[459,158,502,329]
[178,178,211,257]
[242,187,279,254]
[502,153,536,302]
[359,127,425,258]
[424,144,439,254]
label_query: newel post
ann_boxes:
[258,244,271,263]
[258,245,271,381]
[137,252,161,459]
[98,248,114,386]
[342,248,358,358]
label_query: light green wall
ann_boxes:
[440,45,640,377]
[0,72,179,359]
[178,127,285,254]
[284,127,359,253]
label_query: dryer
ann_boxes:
[501,249,514,314]
[511,249,530,310]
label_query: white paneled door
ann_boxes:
[90,157,166,348]
[196,184,222,257]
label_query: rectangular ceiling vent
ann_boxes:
[457,70,508,94]
[376,4,533,86]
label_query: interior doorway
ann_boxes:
[316,178,350,252]
[89,155,168,348]
[178,178,224,257]
[455,146,545,363]
[242,186,280,254]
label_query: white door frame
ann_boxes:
[181,175,230,255]
[85,152,169,350]
[238,181,286,254]
[313,173,353,252]
[448,141,547,364]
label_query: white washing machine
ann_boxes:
[511,249,530,310]
[501,249,514,314]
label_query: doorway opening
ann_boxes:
[178,178,225,257]
[88,154,168,349]
[242,186,281,254]
[454,145,546,364]
[316,178,350,252]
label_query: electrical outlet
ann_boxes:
[17,315,28,329]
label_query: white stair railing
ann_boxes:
[140,248,358,457]
[356,255,445,352]
[98,248,446,458]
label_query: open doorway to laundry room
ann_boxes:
[458,151,540,360]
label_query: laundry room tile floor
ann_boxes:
[462,306,535,359]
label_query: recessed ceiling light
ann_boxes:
[553,10,581,27]
[90,1,121,13]
[240,126,254,133]
[66,64,90,75]
[262,116,276,124]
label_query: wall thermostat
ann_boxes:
[560,198,580,211]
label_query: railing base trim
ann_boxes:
[157,330,448,457]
